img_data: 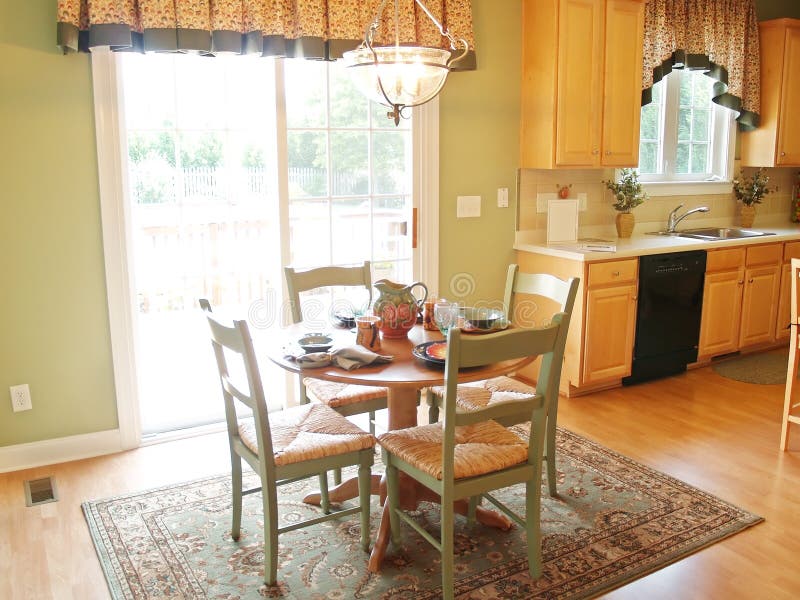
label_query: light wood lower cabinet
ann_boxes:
[583,283,637,383]
[739,265,781,346]
[775,241,800,341]
[516,251,637,395]
[698,243,783,359]
[698,269,744,357]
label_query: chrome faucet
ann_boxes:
[666,204,710,232]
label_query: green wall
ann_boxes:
[438,0,522,305]
[0,0,797,449]
[0,0,118,446]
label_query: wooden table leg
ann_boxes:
[368,386,420,571]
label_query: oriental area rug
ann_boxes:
[83,428,762,599]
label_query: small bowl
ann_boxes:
[297,333,334,353]
[332,311,357,328]
[461,307,505,330]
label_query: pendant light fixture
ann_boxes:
[343,0,469,126]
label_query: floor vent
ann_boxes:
[24,477,58,507]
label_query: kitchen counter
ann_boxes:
[514,223,800,261]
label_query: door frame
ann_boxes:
[90,47,440,449]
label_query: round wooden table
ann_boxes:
[266,323,535,571]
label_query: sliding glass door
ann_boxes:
[118,53,415,436]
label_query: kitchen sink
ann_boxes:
[677,227,776,240]
[647,228,776,240]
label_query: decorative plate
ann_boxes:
[462,318,510,335]
[412,341,447,366]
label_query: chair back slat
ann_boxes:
[455,321,562,368]
[284,262,373,324]
[221,377,256,411]
[504,264,579,325]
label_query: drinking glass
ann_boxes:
[434,300,460,337]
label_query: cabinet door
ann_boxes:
[555,0,603,167]
[777,25,800,166]
[740,265,781,347]
[583,284,637,383]
[601,0,645,166]
[698,270,744,357]
[776,262,792,341]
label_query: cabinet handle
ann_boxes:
[738,280,744,285]
[781,151,786,157]
[631,295,637,301]
[612,270,620,276]
[605,151,612,156]
[748,278,754,283]
[592,149,599,155]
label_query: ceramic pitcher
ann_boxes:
[373,279,428,339]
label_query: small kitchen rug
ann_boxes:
[711,348,790,385]
[82,428,763,599]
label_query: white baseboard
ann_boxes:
[0,429,123,473]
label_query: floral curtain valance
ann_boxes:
[56,0,477,70]
[642,0,761,130]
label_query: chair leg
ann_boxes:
[318,473,330,514]
[426,389,440,424]
[525,478,543,579]
[781,332,799,450]
[333,468,342,486]
[440,493,455,600]
[545,415,558,497]
[466,495,480,525]
[358,456,372,552]
[262,482,280,586]
[368,410,376,435]
[230,454,243,541]
[385,458,402,548]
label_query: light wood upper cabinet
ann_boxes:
[741,19,800,167]
[521,0,645,169]
[602,0,646,166]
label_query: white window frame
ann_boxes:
[639,70,736,197]
[90,47,439,448]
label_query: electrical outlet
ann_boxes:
[10,384,32,412]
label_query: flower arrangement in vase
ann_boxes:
[732,167,775,228]
[603,168,647,238]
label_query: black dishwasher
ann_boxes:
[622,250,707,385]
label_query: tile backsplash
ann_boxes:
[517,163,799,235]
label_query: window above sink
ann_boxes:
[636,70,736,197]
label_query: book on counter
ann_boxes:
[549,238,617,253]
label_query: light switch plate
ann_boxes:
[497,187,509,208]
[457,195,481,218]
[536,192,557,213]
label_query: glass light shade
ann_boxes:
[343,46,452,109]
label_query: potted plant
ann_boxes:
[732,167,775,228]
[603,168,647,238]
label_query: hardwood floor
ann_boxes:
[1,365,799,599]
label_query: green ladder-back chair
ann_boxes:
[200,299,375,586]
[284,262,389,437]
[427,265,579,496]
[379,316,571,599]
[284,262,389,486]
